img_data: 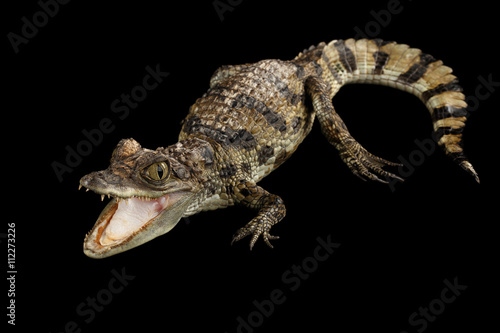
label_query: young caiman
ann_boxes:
[80,38,479,258]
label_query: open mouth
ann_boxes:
[99,196,170,245]
[82,191,193,258]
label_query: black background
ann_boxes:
[4,0,498,332]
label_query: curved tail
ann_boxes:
[308,38,479,182]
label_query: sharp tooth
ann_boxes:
[101,194,105,201]
[107,194,110,199]
[86,188,89,192]
[78,184,82,190]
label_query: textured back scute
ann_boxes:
[318,38,478,181]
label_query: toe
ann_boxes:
[263,233,279,248]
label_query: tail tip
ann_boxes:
[460,160,480,184]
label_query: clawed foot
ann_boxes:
[341,142,404,184]
[231,218,279,250]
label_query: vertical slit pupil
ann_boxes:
[157,165,164,179]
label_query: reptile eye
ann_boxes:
[144,161,170,182]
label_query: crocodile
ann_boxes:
[80,38,479,258]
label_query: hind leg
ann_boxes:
[306,76,403,183]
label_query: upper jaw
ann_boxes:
[80,170,171,199]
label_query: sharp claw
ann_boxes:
[373,175,388,184]
[371,168,404,183]
[232,224,279,250]
[231,230,247,246]
[386,172,405,183]
[353,171,368,182]
[375,158,403,167]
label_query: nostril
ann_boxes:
[79,173,93,186]
[80,170,109,188]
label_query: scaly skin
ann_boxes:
[80,38,479,258]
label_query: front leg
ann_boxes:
[231,180,285,250]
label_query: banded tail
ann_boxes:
[302,38,479,183]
